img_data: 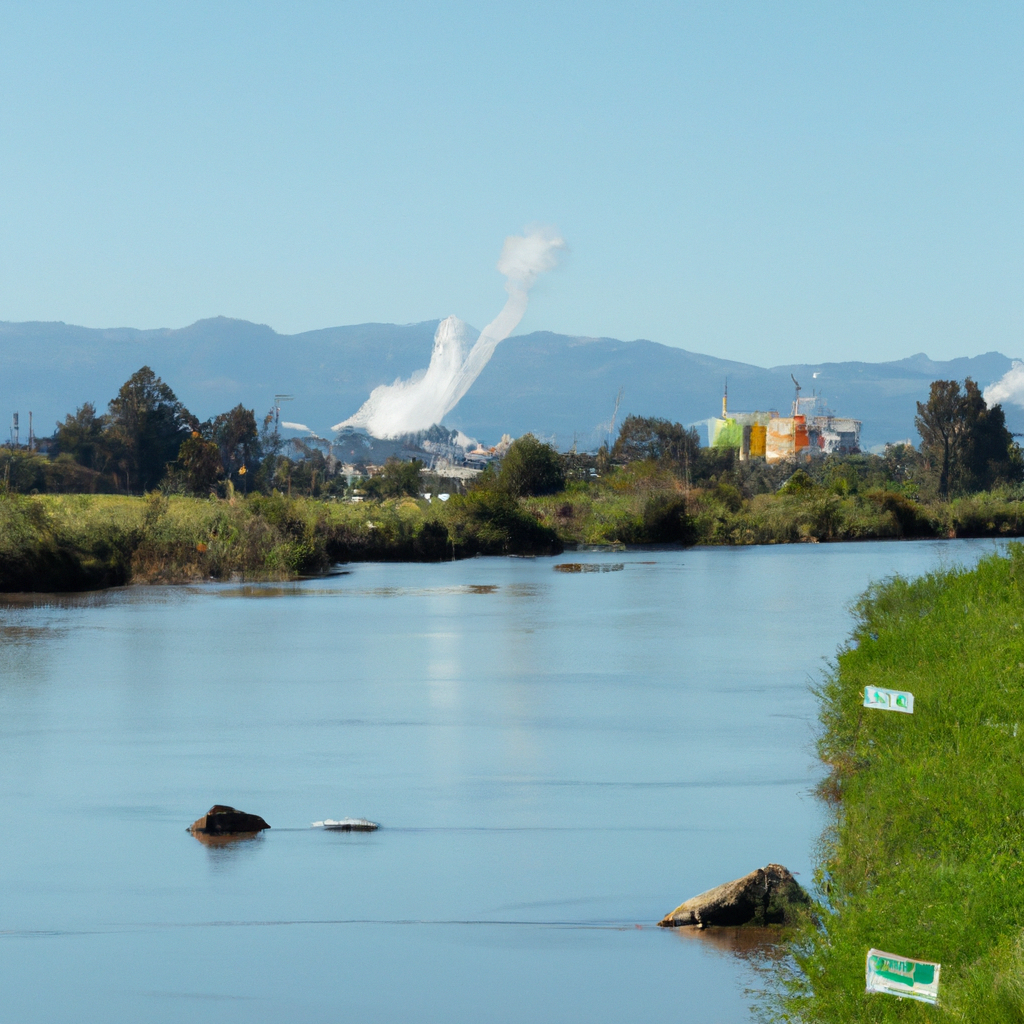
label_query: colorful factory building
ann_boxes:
[708,381,861,463]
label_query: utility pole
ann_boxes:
[274,394,294,428]
[11,412,18,449]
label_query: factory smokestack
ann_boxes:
[333,227,565,437]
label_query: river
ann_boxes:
[0,539,1008,1022]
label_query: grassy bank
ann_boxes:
[5,479,1024,591]
[777,545,1024,1021]
[0,491,562,591]
[527,472,1024,546]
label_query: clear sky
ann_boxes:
[1,1,1022,365]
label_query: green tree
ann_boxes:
[363,458,424,500]
[52,403,110,471]
[915,380,961,497]
[882,442,919,486]
[107,367,195,492]
[916,378,1020,497]
[611,415,701,467]
[495,434,564,497]
[958,378,1021,491]
[177,434,223,495]
[212,404,260,480]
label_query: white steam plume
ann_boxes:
[333,227,565,437]
[983,361,1024,408]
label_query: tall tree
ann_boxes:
[915,380,962,498]
[958,379,1020,491]
[107,367,195,492]
[915,378,1020,497]
[212,404,259,479]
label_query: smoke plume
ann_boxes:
[983,361,1024,409]
[333,227,565,437]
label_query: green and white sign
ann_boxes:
[866,948,940,1004]
[864,686,914,714]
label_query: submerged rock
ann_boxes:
[311,818,379,831]
[188,805,271,835]
[657,863,809,929]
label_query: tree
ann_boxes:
[958,379,1020,491]
[212,404,260,480]
[915,381,961,497]
[107,367,195,492]
[363,458,424,500]
[52,403,110,471]
[495,434,564,497]
[177,434,223,495]
[611,415,701,467]
[915,378,1021,497]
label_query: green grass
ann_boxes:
[528,473,1024,548]
[0,491,563,591]
[773,544,1024,1022]
[5,479,1024,591]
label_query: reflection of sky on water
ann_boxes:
[0,539,1010,1023]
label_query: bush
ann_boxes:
[496,435,564,497]
[445,489,562,556]
[866,489,934,538]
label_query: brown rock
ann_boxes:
[188,805,271,835]
[657,863,809,929]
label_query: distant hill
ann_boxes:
[1,316,1017,451]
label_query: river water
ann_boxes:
[0,539,1007,1022]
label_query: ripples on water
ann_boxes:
[0,540,1008,1023]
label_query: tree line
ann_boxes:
[0,366,341,497]
[0,366,1018,502]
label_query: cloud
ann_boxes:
[983,361,1024,408]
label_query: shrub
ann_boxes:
[496,435,564,497]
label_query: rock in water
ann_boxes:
[657,863,809,929]
[188,805,271,835]
[311,818,379,831]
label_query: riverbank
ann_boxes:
[527,478,1024,545]
[777,544,1024,1021]
[4,487,1024,591]
[0,492,562,591]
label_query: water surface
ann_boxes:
[0,540,1005,1022]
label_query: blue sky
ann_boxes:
[1,1,1022,364]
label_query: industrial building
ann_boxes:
[708,380,861,463]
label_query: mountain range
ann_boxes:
[2,316,1019,452]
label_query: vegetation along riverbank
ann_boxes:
[771,545,1024,1021]
[3,368,1024,591]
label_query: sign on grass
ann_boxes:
[866,948,940,1004]
[863,686,914,714]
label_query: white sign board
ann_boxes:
[864,687,914,714]
[866,948,940,1004]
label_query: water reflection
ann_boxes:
[190,830,264,849]
[669,924,789,960]
[554,563,625,573]
[218,583,503,599]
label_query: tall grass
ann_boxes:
[774,545,1024,1021]
[0,491,562,591]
